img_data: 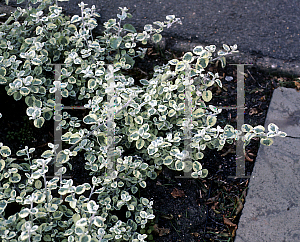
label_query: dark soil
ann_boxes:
[0,46,299,242]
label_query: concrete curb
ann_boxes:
[235,87,300,242]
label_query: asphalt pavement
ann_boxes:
[2,0,300,75]
[57,0,300,76]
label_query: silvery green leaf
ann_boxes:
[0,146,11,157]
[167,59,179,66]
[138,126,145,136]
[190,172,198,178]
[253,125,265,133]
[0,67,6,76]
[206,116,217,126]
[110,37,122,49]
[147,214,155,219]
[136,33,145,41]
[141,123,149,132]
[87,200,99,213]
[135,116,143,124]
[175,61,185,72]
[71,15,81,23]
[193,161,202,171]
[203,135,211,141]
[202,90,212,102]
[32,58,42,65]
[218,50,227,55]
[0,75,6,84]
[166,15,175,21]
[143,24,153,32]
[75,184,86,195]
[199,169,208,178]
[19,208,30,218]
[136,138,145,150]
[223,44,230,52]
[20,87,30,96]
[13,92,22,101]
[260,137,273,146]
[182,52,194,63]
[157,105,167,112]
[193,46,204,55]
[56,150,69,164]
[152,33,162,43]
[138,181,146,188]
[35,180,43,190]
[35,26,43,35]
[195,152,204,160]
[74,58,81,65]
[9,173,21,183]
[141,132,151,139]
[130,131,139,141]
[215,78,222,88]
[197,57,209,69]
[192,108,205,118]
[123,23,136,33]
[160,142,171,148]
[149,99,157,106]
[0,159,5,172]
[83,114,98,124]
[175,160,184,170]
[219,56,226,68]
[75,226,85,236]
[94,216,104,227]
[230,44,238,51]
[267,132,276,137]
[34,117,44,128]
[205,45,216,52]
[268,123,279,133]
[147,145,158,155]
[224,125,235,139]
[241,124,253,132]
[168,109,176,117]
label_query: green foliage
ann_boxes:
[0,1,287,241]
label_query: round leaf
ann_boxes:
[206,116,217,126]
[34,117,45,128]
[76,218,88,227]
[152,33,162,43]
[199,169,208,178]
[35,180,42,189]
[260,137,273,146]
[175,160,185,171]
[83,114,98,124]
[202,90,212,102]
[9,173,21,183]
[182,52,194,63]
[193,161,202,171]
[175,61,185,72]
[136,138,145,150]
[110,37,122,49]
[1,146,11,157]
[193,46,204,55]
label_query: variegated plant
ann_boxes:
[0,0,286,242]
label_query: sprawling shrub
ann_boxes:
[0,0,286,241]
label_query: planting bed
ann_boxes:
[0,46,298,241]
